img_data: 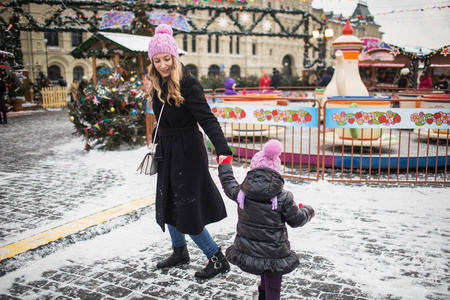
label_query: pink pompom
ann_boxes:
[155,24,173,36]
[263,139,282,158]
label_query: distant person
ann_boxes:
[259,71,271,90]
[78,76,88,97]
[397,68,410,88]
[58,76,67,87]
[378,71,392,84]
[418,71,432,89]
[271,68,280,89]
[308,73,318,86]
[434,74,449,92]
[318,66,334,87]
[69,79,78,102]
[224,78,238,95]
[0,77,7,124]
[217,139,315,300]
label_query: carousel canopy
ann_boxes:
[69,32,186,59]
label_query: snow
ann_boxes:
[0,135,449,299]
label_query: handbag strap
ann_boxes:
[151,103,165,149]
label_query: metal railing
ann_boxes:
[322,98,449,184]
[207,96,322,181]
[145,92,450,184]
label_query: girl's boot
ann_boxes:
[258,285,266,300]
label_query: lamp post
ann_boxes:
[43,38,49,76]
[312,28,334,79]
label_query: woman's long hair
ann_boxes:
[147,56,185,107]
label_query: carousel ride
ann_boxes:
[319,20,449,168]
[208,20,449,170]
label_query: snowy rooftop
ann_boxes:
[70,32,186,59]
[100,32,153,53]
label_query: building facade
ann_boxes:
[3,0,383,86]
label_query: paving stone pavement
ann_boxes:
[0,109,127,244]
[0,225,372,300]
[0,109,449,300]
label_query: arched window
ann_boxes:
[186,64,198,79]
[230,65,240,78]
[73,66,84,82]
[208,65,220,77]
[48,65,61,81]
[96,66,103,75]
[282,55,293,76]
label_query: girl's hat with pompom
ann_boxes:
[250,139,282,172]
[238,139,283,211]
[148,24,179,61]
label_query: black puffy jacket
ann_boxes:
[218,164,315,275]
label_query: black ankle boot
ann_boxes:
[258,285,266,300]
[156,245,190,269]
[194,248,230,279]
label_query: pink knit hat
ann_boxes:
[237,139,283,211]
[249,139,282,172]
[148,24,179,61]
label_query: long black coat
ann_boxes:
[218,164,314,275]
[152,65,232,235]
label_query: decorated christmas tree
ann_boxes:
[68,71,147,151]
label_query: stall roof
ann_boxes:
[372,63,405,68]
[70,32,186,59]
[430,64,450,68]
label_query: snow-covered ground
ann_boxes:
[0,110,449,299]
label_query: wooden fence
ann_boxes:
[41,87,68,108]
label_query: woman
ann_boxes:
[147,24,232,279]
[418,71,432,89]
[78,76,88,97]
[69,78,78,102]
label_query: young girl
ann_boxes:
[147,24,232,279]
[218,139,315,299]
[224,78,238,95]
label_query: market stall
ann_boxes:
[70,32,186,85]
[358,38,413,89]
[426,45,450,87]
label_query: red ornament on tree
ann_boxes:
[131,90,136,95]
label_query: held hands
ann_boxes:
[217,155,232,165]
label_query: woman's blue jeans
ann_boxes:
[167,224,219,258]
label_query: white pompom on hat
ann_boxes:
[250,139,282,172]
[147,24,179,61]
[400,68,409,75]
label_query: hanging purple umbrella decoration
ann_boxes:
[146,11,190,32]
